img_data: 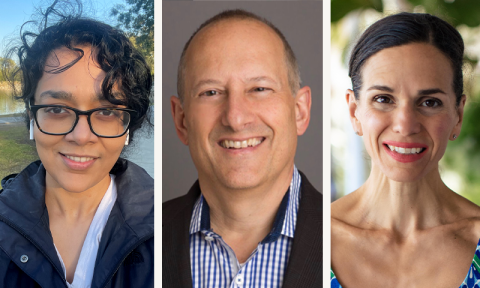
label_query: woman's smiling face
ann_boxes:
[33,45,127,193]
[348,43,466,182]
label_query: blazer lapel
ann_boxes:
[162,181,200,288]
[283,172,323,287]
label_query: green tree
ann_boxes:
[0,58,19,82]
[111,0,154,73]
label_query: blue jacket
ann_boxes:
[0,159,153,288]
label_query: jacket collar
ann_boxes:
[282,171,323,287]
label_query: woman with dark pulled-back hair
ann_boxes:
[331,13,480,288]
[0,1,153,287]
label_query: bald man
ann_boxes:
[163,10,323,288]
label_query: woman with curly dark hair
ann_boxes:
[0,1,153,287]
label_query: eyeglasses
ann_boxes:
[29,104,136,138]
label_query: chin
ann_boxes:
[218,171,264,191]
[58,178,98,193]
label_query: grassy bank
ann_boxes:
[0,122,38,188]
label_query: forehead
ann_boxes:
[361,43,454,92]
[184,19,288,87]
[35,46,106,102]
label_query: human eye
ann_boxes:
[252,87,271,93]
[199,90,218,97]
[373,95,394,104]
[96,109,122,118]
[98,109,115,116]
[421,98,442,108]
[43,106,71,114]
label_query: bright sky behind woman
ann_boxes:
[0,0,123,57]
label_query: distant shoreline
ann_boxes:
[0,112,23,118]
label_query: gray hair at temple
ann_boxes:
[176,9,301,102]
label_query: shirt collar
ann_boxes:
[189,166,302,242]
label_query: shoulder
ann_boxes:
[298,170,322,201]
[163,180,200,227]
[331,188,361,224]
[1,160,43,192]
[114,159,153,188]
[114,159,153,209]
[444,192,480,243]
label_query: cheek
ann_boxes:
[185,106,218,146]
[262,98,295,129]
[431,115,455,148]
[34,133,61,160]
[361,109,387,145]
[103,139,125,159]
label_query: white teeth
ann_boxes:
[387,145,424,155]
[221,138,263,149]
[65,155,94,162]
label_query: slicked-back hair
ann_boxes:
[5,0,152,144]
[176,9,301,102]
[349,12,464,106]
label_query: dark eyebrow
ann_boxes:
[366,85,394,93]
[39,90,73,100]
[94,93,106,101]
[418,88,446,96]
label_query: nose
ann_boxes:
[221,90,254,131]
[392,104,422,136]
[64,115,98,144]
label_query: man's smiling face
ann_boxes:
[172,19,309,192]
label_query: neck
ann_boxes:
[354,163,454,236]
[199,165,294,262]
[45,174,111,222]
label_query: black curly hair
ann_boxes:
[5,0,152,145]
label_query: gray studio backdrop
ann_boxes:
[162,1,323,202]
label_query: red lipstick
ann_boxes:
[383,141,428,163]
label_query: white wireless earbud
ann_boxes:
[125,130,130,146]
[29,119,34,140]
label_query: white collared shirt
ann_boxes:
[55,174,117,288]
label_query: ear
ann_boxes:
[451,94,466,140]
[346,89,362,136]
[170,96,189,145]
[294,86,312,136]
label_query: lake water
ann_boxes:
[124,107,154,178]
[0,89,24,116]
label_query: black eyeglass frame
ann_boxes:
[29,104,137,138]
